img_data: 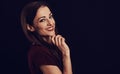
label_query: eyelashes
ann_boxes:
[39,15,54,23]
[49,14,53,19]
[39,19,46,22]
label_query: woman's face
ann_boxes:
[33,6,56,37]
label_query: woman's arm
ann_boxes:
[51,35,73,74]
[40,65,62,74]
[62,50,72,74]
[39,35,72,74]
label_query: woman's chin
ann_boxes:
[49,32,56,36]
[49,34,55,36]
[41,32,56,37]
[43,33,55,37]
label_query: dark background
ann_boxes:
[1,0,120,74]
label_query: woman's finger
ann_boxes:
[55,35,60,46]
[61,37,65,46]
[58,35,62,46]
[51,35,55,44]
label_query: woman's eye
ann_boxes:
[49,15,53,19]
[39,19,46,22]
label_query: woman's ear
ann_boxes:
[27,24,35,32]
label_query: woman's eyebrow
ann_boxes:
[37,12,52,21]
[37,16,46,21]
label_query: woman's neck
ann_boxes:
[42,36,52,44]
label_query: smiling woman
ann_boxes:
[21,1,72,74]
[32,6,56,37]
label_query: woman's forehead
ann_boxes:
[36,6,51,16]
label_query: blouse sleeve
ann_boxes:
[33,49,57,68]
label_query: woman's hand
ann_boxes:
[51,35,70,55]
[51,35,73,74]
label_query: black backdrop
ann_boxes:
[1,0,120,74]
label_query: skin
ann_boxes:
[33,6,56,37]
[27,6,72,74]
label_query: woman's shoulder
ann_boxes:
[28,44,50,56]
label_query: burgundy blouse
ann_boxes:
[28,45,63,74]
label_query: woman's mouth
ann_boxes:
[46,27,54,31]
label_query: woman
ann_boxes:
[21,1,72,74]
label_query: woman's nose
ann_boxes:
[47,19,53,26]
